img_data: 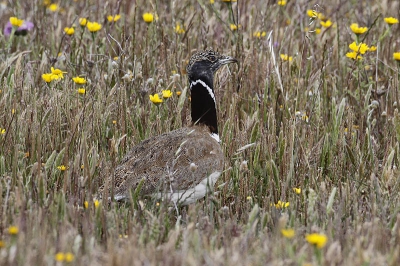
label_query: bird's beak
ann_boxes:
[219,56,238,66]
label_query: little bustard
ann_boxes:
[99,49,237,205]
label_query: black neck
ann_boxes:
[190,76,218,135]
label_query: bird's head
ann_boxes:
[187,49,237,82]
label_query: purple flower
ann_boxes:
[4,21,34,36]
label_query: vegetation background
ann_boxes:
[1,0,400,265]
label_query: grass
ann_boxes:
[1,0,400,265]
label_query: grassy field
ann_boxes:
[1,0,400,265]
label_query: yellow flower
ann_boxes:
[107,14,121,22]
[142,13,154,23]
[293,187,301,194]
[384,17,399,25]
[72,76,87,84]
[48,3,59,12]
[320,20,332,28]
[79,18,87,26]
[306,233,328,248]
[42,73,60,83]
[176,91,182,96]
[210,0,214,3]
[57,165,67,171]
[350,23,368,34]
[346,52,362,60]
[94,200,100,208]
[222,0,237,2]
[55,252,65,262]
[277,0,286,6]
[349,42,369,54]
[86,21,102,32]
[246,196,252,200]
[64,27,75,35]
[77,88,86,94]
[253,31,266,38]
[162,90,173,99]
[307,10,317,18]
[8,226,19,235]
[149,93,163,105]
[0,128,5,134]
[84,201,89,209]
[65,252,74,262]
[317,13,326,21]
[369,46,377,52]
[175,24,185,34]
[281,228,295,238]
[230,24,241,31]
[51,67,67,79]
[9,17,24,27]
[0,240,5,248]
[280,54,293,61]
[274,200,290,209]
[393,52,400,61]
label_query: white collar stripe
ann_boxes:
[190,79,216,104]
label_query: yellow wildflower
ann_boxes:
[65,252,74,262]
[55,252,65,262]
[84,201,89,209]
[175,24,185,34]
[64,27,75,35]
[0,128,5,135]
[42,73,60,83]
[320,20,332,28]
[162,90,173,99]
[57,165,67,171]
[51,67,67,79]
[94,200,100,208]
[274,200,290,209]
[0,240,5,248]
[281,228,295,238]
[72,76,87,84]
[384,17,399,25]
[246,196,252,200]
[8,226,19,235]
[149,94,163,105]
[350,23,368,34]
[176,91,182,96]
[77,88,86,94]
[47,3,59,12]
[349,42,369,54]
[393,52,400,61]
[369,46,377,52]
[9,17,24,27]
[277,0,286,6]
[306,233,328,248]
[79,18,87,26]
[253,31,266,38]
[210,0,214,3]
[230,24,241,31]
[86,21,102,32]
[293,187,301,194]
[107,14,121,22]
[280,54,293,61]
[317,13,326,21]
[222,0,237,2]
[346,52,362,60]
[142,13,154,23]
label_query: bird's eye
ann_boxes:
[209,56,216,61]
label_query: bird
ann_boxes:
[99,49,237,205]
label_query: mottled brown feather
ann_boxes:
[99,125,223,200]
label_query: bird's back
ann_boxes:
[101,125,224,203]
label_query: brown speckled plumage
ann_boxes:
[99,50,237,204]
